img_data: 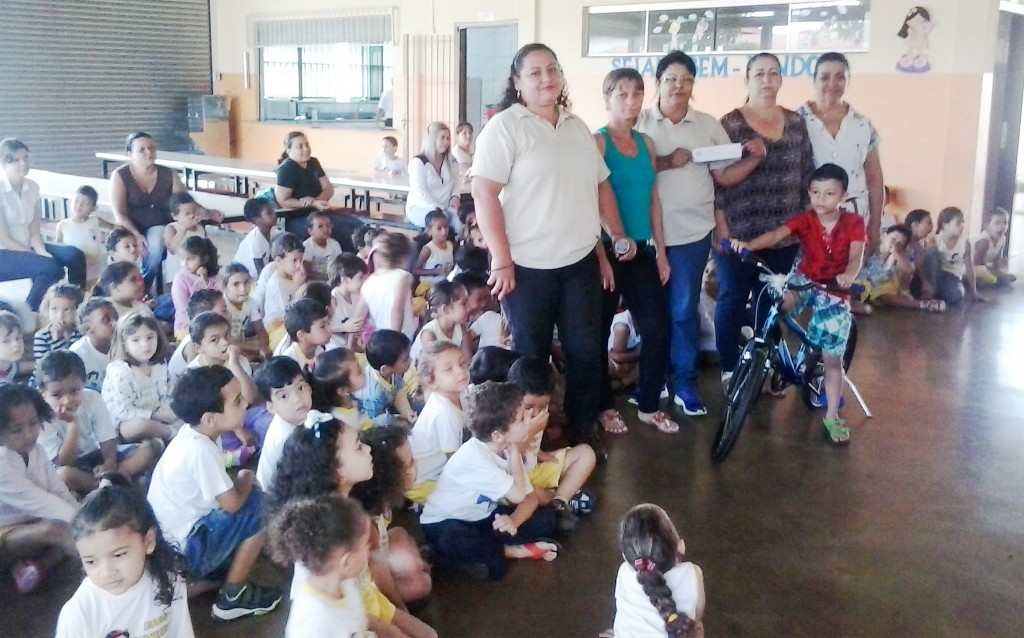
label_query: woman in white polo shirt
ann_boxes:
[635,51,765,415]
[0,138,87,311]
[472,43,630,454]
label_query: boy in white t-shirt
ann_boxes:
[419,381,557,581]
[303,211,344,281]
[69,297,117,391]
[280,299,332,373]
[234,199,279,278]
[608,307,641,390]
[328,253,369,350]
[253,357,313,491]
[166,290,227,385]
[221,263,270,361]
[371,135,405,175]
[407,342,470,504]
[253,233,307,351]
[54,185,115,285]
[36,351,161,494]
[147,366,283,621]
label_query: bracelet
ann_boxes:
[491,264,513,271]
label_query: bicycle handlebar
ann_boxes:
[719,240,864,297]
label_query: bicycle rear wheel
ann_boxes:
[801,318,858,409]
[712,343,768,463]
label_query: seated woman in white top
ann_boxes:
[406,122,461,231]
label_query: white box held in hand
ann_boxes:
[691,143,743,163]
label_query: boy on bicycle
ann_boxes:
[731,163,864,445]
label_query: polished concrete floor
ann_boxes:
[5,283,1024,638]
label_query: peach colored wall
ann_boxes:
[210,0,1002,225]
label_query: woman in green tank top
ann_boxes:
[594,68,677,436]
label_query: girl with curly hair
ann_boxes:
[351,427,432,607]
[612,503,705,637]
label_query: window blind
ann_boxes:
[249,9,395,47]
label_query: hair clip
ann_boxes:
[304,410,333,439]
[633,558,657,573]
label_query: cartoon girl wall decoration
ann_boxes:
[897,6,932,73]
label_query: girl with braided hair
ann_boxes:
[612,503,705,637]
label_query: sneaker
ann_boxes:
[569,489,597,516]
[12,561,44,594]
[212,583,283,621]
[552,499,579,533]
[627,386,670,406]
[673,388,707,416]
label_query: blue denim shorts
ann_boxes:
[73,445,139,473]
[183,489,264,581]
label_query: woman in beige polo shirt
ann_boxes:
[471,43,631,455]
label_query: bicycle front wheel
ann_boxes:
[712,343,768,463]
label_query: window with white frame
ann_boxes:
[251,9,395,123]
[584,1,870,56]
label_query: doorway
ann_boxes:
[985,8,1024,258]
[459,24,518,132]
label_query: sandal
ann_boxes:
[923,299,946,312]
[599,409,628,434]
[822,417,851,446]
[637,410,679,434]
[504,540,560,561]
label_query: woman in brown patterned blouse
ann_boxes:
[713,52,814,383]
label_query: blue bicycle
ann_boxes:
[711,244,862,463]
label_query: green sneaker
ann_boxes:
[212,583,282,621]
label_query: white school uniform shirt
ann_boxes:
[233,227,279,278]
[147,425,234,547]
[187,352,253,376]
[361,268,417,338]
[226,298,263,341]
[257,271,295,331]
[303,237,343,279]
[0,172,39,246]
[38,390,115,462]
[285,579,371,638]
[70,336,111,390]
[0,443,78,527]
[56,217,104,280]
[971,230,1006,267]
[101,361,172,426]
[419,241,454,284]
[255,414,299,491]
[113,299,153,319]
[372,152,406,174]
[409,319,465,364]
[329,289,359,348]
[56,574,195,638]
[608,310,641,351]
[471,310,510,349]
[408,392,467,485]
[613,561,701,637]
[470,103,609,269]
[167,337,194,384]
[420,437,524,525]
[281,342,323,372]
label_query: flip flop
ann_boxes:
[599,409,628,434]
[637,411,679,434]
[505,540,560,561]
[822,417,851,446]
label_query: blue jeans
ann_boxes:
[713,243,799,373]
[141,225,167,292]
[922,247,965,305]
[183,489,264,581]
[503,251,603,442]
[665,233,713,394]
[0,243,86,311]
[599,244,670,414]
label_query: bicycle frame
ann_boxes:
[746,282,821,391]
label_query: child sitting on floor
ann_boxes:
[921,206,986,305]
[361,232,417,339]
[37,351,161,494]
[731,163,864,446]
[167,289,226,382]
[353,329,416,427]
[351,427,433,608]
[972,207,1015,287]
[33,283,84,363]
[254,357,313,491]
[56,485,195,638]
[220,262,270,361]
[859,224,944,312]
[280,298,332,372]
[303,211,343,281]
[904,208,934,300]
[509,356,597,534]
[54,185,114,286]
[171,236,220,339]
[607,306,641,391]
[312,347,371,431]
[409,280,472,364]
[70,297,117,390]
[413,209,455,285]
[101,313,179,443]
[611,503,705,637]
[255,233,307,350]
[268,496,373,638]
[329,253,369,350]
[407,342,471,505]
[233,198,279,278]
[0,311,31,382]
[105,227,142,268]
[97,262,151,318]
[0,384,78,593]
[163,193,209,281]
[457,273,510,351]
[147,366,283,621]
[420,381,559,581]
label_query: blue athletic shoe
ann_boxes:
[673,388,707,416]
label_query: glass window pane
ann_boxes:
[788,1,871,51]
[648,8,717,54]
[713,5,790,52]
[261,46,299,99]
[586,10,646,55]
